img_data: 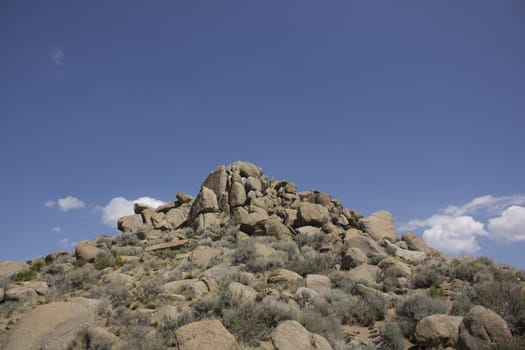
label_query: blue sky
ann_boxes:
[1,1,524,268]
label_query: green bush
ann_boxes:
[12,269,37,282]
[94,257,113,270]
[396,294,448,339]
[351,293,387,326]
[412,264,445,289]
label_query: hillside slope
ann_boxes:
[1,161,524,350]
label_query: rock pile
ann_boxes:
[0,161,520,350]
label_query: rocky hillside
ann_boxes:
[1,161,524,350]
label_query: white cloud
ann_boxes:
[422,216,487,255]
[400,194,525,256]
[57,238,75,248]
[101,196,165,227]
[50,47,64,66]
[45,196,85,211]
[488,206,525,242]
[51,226,62,233]
[56,196,85,212]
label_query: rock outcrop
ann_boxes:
[1,298,97,350]
[457,305,512,350]
[271,320,332,350]
[175,320,241,350]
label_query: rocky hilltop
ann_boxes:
[1,161,524,350]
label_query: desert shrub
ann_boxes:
[352,293,387,326]
[117,326,164,350]
[73,258,87,268]
[67,265,100,290]
[396,294,448,339]
[116,232,140,246]
[379,269,401,293]
[385,244,397,256]
[329,271,359,294]
[246,251,288,273]
[285,249,339,276]
[12,269,38,282]
[272,240,300,260]
[427,287,446,298]
[491,335,525,350]
[412,264,445,289]
[472,278,525,335]
[233,239,256,264]
[450,292,473,316]
[295,232,325,250]
[30,260,46,272]
[299,309,344,346]
[315,289,359,324]
[223,297,299,345]
[380,322,404,350]
[452,256,496,283]
[94,257,114,270]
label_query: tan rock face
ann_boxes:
[175,320,241,350]
[117,214,144,233]
[457,305,512,350]
[306,274,331,294]
[415,314,463,348]
[230,181,247,207]
[0,288,4,302]
[362,210,397,241]
[5,286,38,301]
[166,208,188,229]
[144,239,188,252]
[190,246,223,269]
[402,232,433,254]
[271,320,332,350]
[346,236,385,259]
[0,260,29,280]
[75,241,105,262]
[228,282,257,302]
[1,298,97,350]
[297,202,330,227]
[347,264,380,285]
[268,269,303,284]
[341,247,368,269]
[255,216,293,241]
[378,257,411,278]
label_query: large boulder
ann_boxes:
[297,202,330,227]
[254,216,293,241]
[271,320,332,350]
[228,282,257,302]
[75,241,106,262]
[0,260,29,280]
[384,239,426,262]
[230,181,247,207]
[402,232,433,254]
[0,287,4,302]
[306,274,331,294]
[378,257,411,278]
[457,305,512,350]
[362,210,396,241]
[347,264,380,285]
[346,236,386,258]
[5,286,38,301]
[175,320,240,350]
[268,269,303,284]
[189,246,224,269]
[117,214,144,233]
[0,298,97,350]
[415,314,463,348]
[232,161,262,178]
[341,247,368,269]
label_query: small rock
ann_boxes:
[347,264,380,285]
[402,232,433,254]
[75,241,105,262]
[85,326,119,349]
[378,257,411,278]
